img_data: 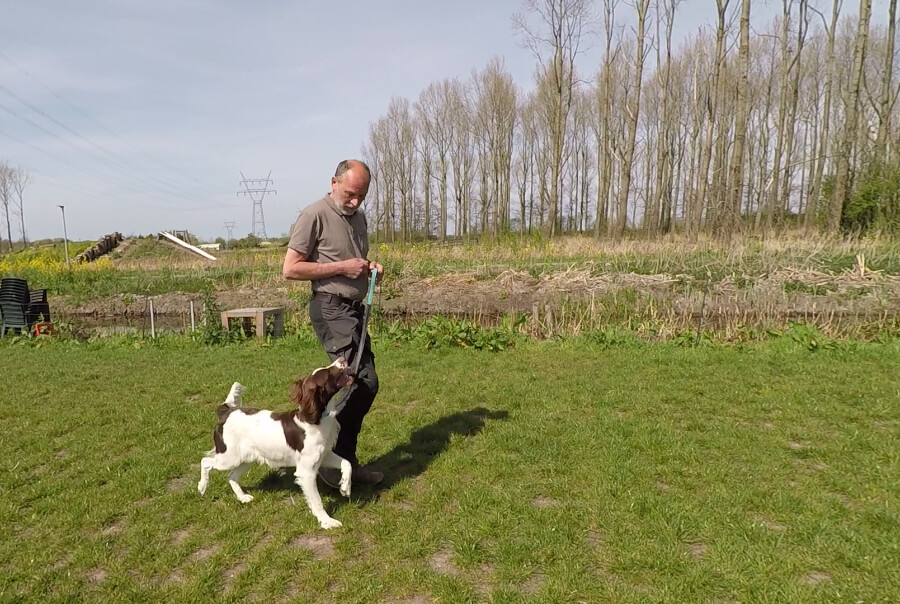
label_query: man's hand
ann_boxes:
[369,262,384,284]
[342,257,370,279]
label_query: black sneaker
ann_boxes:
[352,465,384,485]
[317,468,342,489]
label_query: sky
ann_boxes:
[0,0,886,243]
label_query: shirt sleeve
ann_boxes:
[288,209,319,256]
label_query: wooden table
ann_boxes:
[220,307,285,339]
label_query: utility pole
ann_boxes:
[223,220,236,249]
[57,204,70,269]
[237,171,276,240]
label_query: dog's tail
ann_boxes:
[223,382,246,408]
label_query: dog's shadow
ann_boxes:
[256,406,508,505]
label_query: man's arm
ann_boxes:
[282,248,369,281]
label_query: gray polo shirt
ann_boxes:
[288,194,369,300]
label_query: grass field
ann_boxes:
[2,336,898,603]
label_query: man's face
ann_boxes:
[331,168,370,215]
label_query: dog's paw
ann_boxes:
[237,493,254,503]
[197,481,207,496]
[319,517,342,530]
[340,475,351,497]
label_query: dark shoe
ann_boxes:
[352,465,384,485]
[317,468,341,489]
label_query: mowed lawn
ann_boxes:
[1,337,898,603]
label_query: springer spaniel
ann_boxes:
[197,357,354,529]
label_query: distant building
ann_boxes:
[199,243,221,251]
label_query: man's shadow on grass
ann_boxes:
[256,406,508,505]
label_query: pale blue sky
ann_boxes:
[0,0,882,242]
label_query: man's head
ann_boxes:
[330,159,371,216]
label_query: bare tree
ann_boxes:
[416,81,456,240]
[0,162,12,252]
[514,0,594,237]
[874,0,898,163]
[10,166,28,248]
[724,0,751,235]
[612,0,651,237]
[690,0,730,237]
[829,0,873,233]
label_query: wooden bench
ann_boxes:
[220,307,285,340]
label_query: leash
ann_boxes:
[351,268,378,376]
[326,269,377,419]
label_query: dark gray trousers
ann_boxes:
[309,292,379,466]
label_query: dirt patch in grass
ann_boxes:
[387,596,433,604]
[222,561,247,592]
[171,528,191,545]
[687,542,709,559]
[101,517,124,536]
[522,571,545,594]
[800,571,832,585]
[429,548,457,576]
[190,544,220,562]
[532,496,560,508]
[290,535,334,559]
[167,475,191,493]
[86,568,107,584]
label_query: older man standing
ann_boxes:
[283,159,384,486]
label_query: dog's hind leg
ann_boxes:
[295,468,341,529]
[227,463,253,503]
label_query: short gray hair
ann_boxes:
[334,159,371,180]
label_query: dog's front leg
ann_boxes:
[295,468,342,529]
[321,451,352,497]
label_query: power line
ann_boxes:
[237,171,276,240]
[0,50,227,196]
[223,220,236,248]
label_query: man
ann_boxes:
[283,159,384,486]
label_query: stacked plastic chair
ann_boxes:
[0,278,29,336]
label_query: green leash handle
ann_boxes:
[351,269,378,376]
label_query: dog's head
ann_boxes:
[290,357,354,423]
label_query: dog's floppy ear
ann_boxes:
[289,377,306,408]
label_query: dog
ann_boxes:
[197,357,355,529]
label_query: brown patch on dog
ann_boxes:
[687,542,708,558]
[532,496,559,508]
[522,571,545,594]
[171,528,191,545]
[290,535,334,559]
[800,571,831,585]
[429,548,457,576]
[271,410,307,452]
[87,568,107,584]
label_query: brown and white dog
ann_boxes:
[198,358,354,529]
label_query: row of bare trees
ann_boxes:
[0,162,29,252]
[363,0,899,241]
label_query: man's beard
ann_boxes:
[337,204,357,216]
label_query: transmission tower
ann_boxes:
[237,171,276,239]
[223,220,236,248]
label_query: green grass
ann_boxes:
[1,337,898,602]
